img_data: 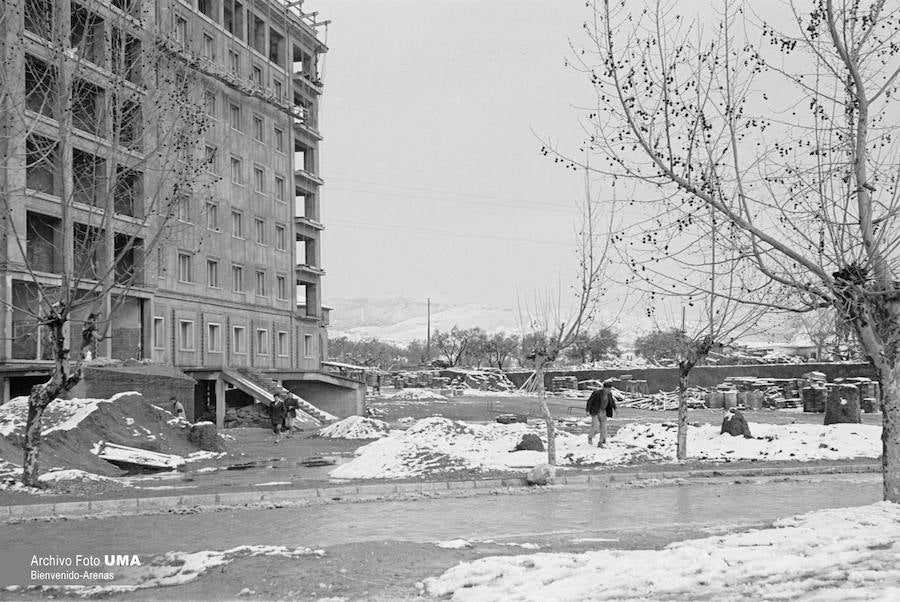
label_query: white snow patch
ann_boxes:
[185,450,226,462]
[37,469,121,485]
[316,416,391,439]
[48,545,325,596]
[253,481,292,487]
[383,389,449,402]
[425,502,900,601]
[435,539,473,549]
[125,417,135,426]
[0,392,139,438]
[330,417,882,479]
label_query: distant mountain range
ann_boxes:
[325,297,657,346]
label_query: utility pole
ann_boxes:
[425,297,431,364]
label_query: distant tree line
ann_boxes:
[328,326,620,370]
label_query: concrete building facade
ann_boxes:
[0,0,362,420]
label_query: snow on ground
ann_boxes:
[11,545,326,597]
[383,389,449,402]
[36,469,123,485]
[0,392,137,437]
[330,417,882,479]
[315,416,391,439]
[425,502,900,601]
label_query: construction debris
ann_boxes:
[94,441,185,471]
[618,388,709,411]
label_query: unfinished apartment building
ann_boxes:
[0,0,364,422]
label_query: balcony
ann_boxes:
[296,263,325,283]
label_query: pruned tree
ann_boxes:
[484,331,520,370]
[558,0,900,498]
[519,166,613,465]
[565,328,619,364]
[1,0,213,485]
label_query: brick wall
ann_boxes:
[506,362,878,393]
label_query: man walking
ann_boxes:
[586,381,614,447]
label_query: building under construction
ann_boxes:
[0,0,363,422]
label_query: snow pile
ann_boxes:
[425,502,900,601]
[384,389,449,402]
[0,392,136,438]
[315,416,391,439]
[330,418,882,479]
[435,539,473,550]
[31,545,325,597]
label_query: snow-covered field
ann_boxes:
[425,502,900,601]
[382,389,449,402]
[330,417,882,479]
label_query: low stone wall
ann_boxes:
[506,362,877,393]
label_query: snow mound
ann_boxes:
[37,469,121,484]
[425,502,900,601]
[0,392,136,438]
[435,539,472,549]
[384,389,449,402]
[315,416,391,439]
[330,418,883,479]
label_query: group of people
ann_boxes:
[270,394,300,443]
[585,381,617,447]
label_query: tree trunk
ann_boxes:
[676,369,689,461]
[534,356,557,465]
[21,317,81,487]
[880,363,900,502]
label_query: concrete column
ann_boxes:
[215,377,226,429]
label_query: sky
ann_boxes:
[306,0,597,309]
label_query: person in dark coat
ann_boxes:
[270,397,287,443]
[283,396,300,438]
[586,381,614,447]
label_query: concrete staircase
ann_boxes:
[233,366,336,424]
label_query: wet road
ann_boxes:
[2,473,881,555]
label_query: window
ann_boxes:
[253,115,264,141]
[274,176,285,201]
[228,50,239,75]
[255,270,266,295]
[256,329,268,355]
[206,202,219,230]
[230,156,242,184]
[179,320,194,350]
[153,317,165,349]
[229,103,241,130]
[274,127,284,152]
[254,218,265,244]
[157,247,165,277]
[177,252,192,282]
[273,80,282,99]
[202,34,214,59]
[254,166,264,192]
[251,65,262,84]
[174,16,187,45]
[204,145,217,172]
[276,275,286,299]
[277,331,288,356]
[231,210,243,237]
[275,225,286,250]
[204,90,216,116]
[206,258,219,287]
[232,325,246,353]
[199,0,216,20]
[176,196,190,222]
[304,334,313,358]
[232,264,243,291]
[207,323,222,353]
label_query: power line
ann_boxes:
[328,219,574,247]
[326,176,578,212]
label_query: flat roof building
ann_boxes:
[0,0,362,421]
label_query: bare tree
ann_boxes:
[559,0,900,500]
[432,326,483,367]
[519,168,613,465]
[1,0,212,486]
[484,331,520,370]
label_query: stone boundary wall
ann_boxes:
[506,362,877,393]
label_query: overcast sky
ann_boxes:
[306,0,596,309]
